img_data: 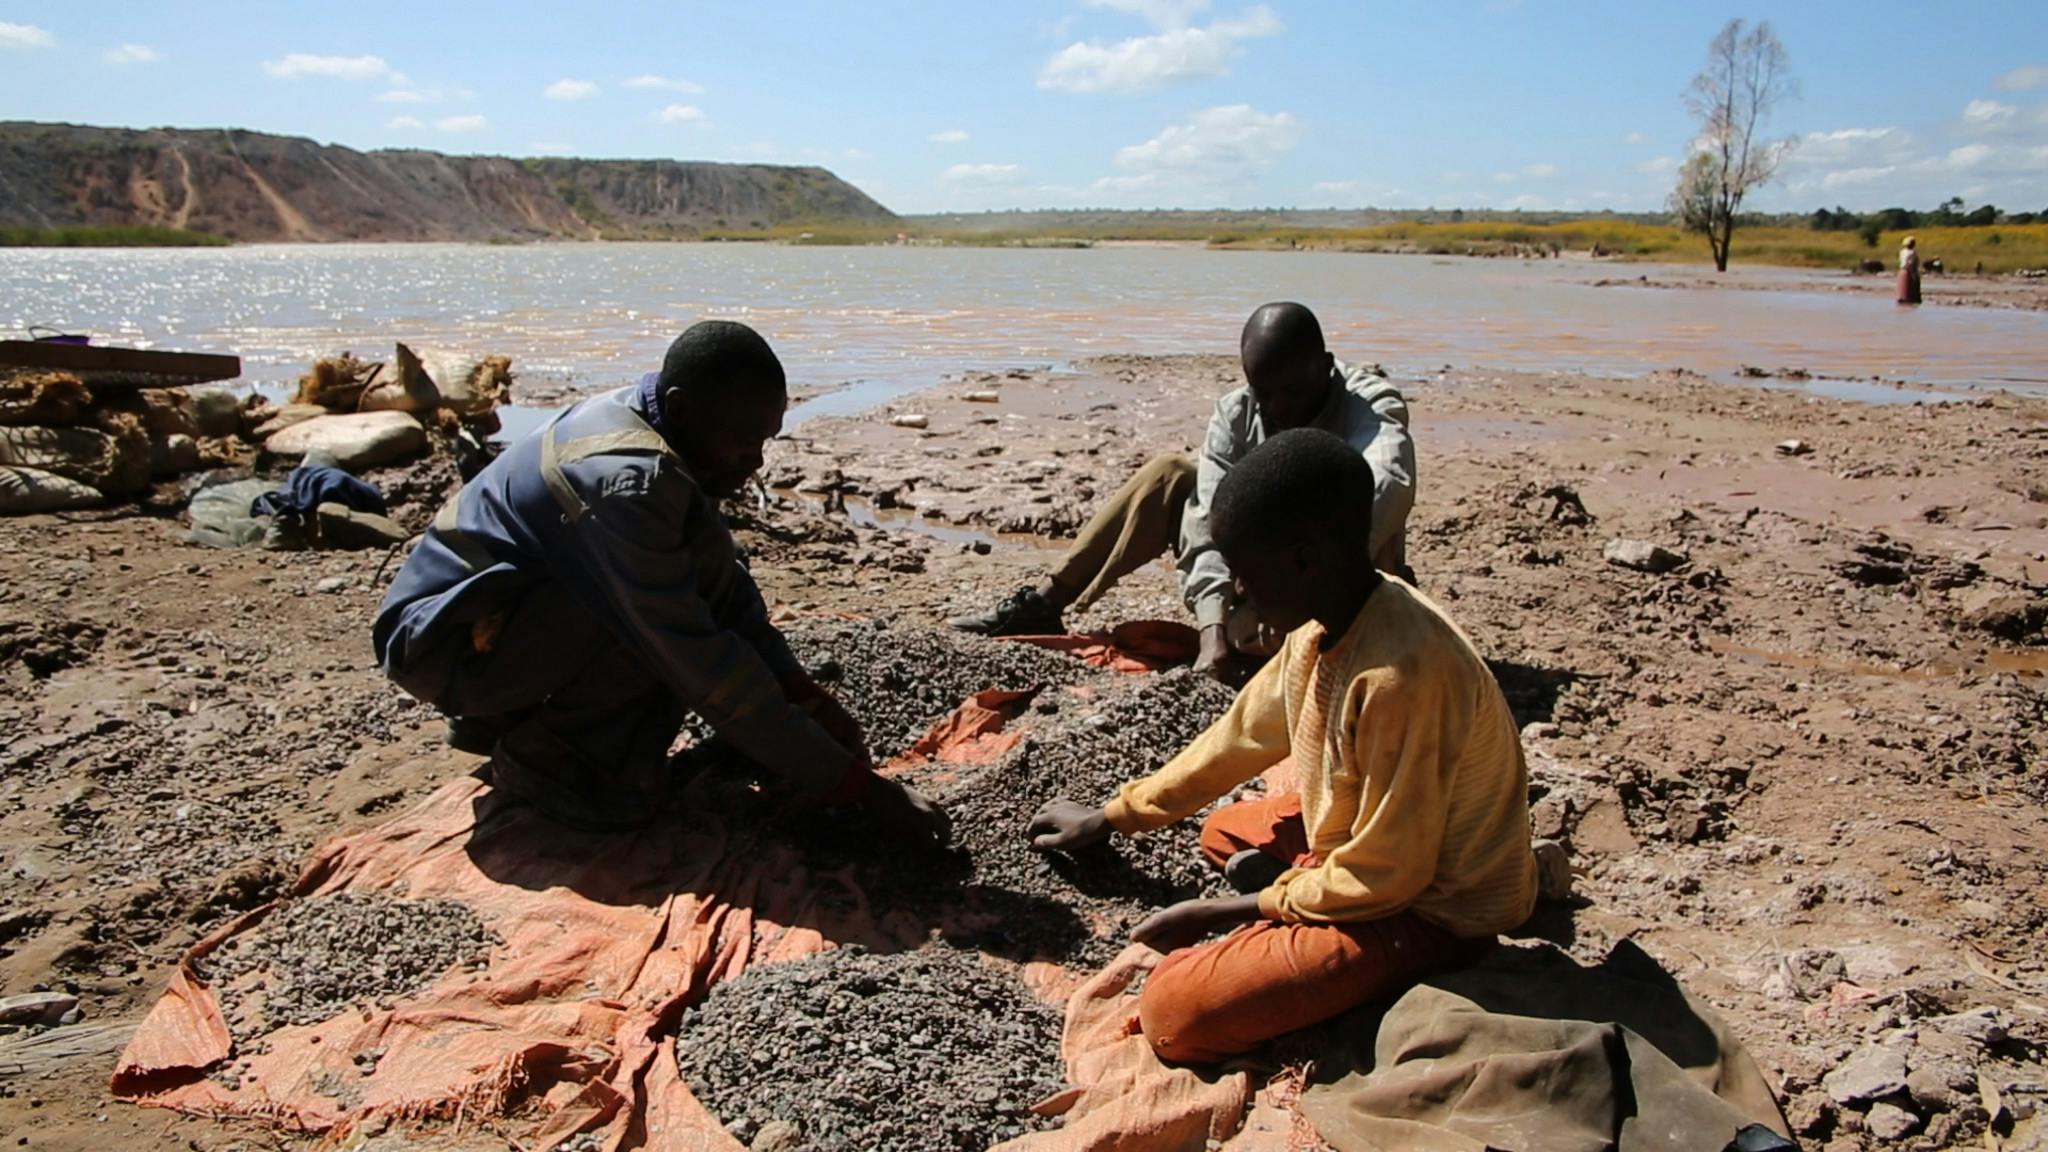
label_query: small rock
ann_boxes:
[315,576,350,594]
[1907,1065,1960,1112]
[1823,1045,1909,1104]
[750,1120,802,1152]
[961,391,1001,404]
[1775,439,1813,457]
[1863,1101,1918,1141]
[889,413,930,429]
[1784,1090,1835,1136]
[0,993,79,1027]
[1927,1007,2006,1047]
[1521,721,1561,741]
[1603,539,1688,574]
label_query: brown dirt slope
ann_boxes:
[0,121,896,241]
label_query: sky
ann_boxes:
[2,1,2046,216]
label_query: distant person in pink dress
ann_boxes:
[1897,236,1922,305]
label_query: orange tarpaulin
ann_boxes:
[1008,621,1201,674]
[114,770,931,1147]
[111,638,1293,1150]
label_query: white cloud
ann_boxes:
[377,88,452,104]
[1636,156,1678,176]
[1492,162,1560,183]
[1110,104,1301,196]
[656,103,707,124]
[0,22,54,49]
[942,162,1026,185]
[1819,166,1895,189]
[1946,144,1994,169]
[929,129,971,144]
[1964,99,2017,127]
[1087,0,1212,27]
[262,53,391,80]
[1039,4,1280,93]
[1623,130,1648,146]
[545,78,598,101]
[435,114,488,133]
[1995,65,2048,92]
[104,43,159,65]
[843,147,871,161]
[387,116,425,131]
[1311,180,1359,195]
[623,74,704,93]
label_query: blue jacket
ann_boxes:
[373,381,848,795]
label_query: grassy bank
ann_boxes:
[0,225,232,248]
[710,217,2048,275]
[1232,221,2048,274]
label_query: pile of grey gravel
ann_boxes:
[932,666,1240,961]
[782,617,1098,760]
[197,892,496,1033]
[677,945,1063,1151]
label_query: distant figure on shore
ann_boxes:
[1897,236,1922,305]
[946,302,1415,684]
[373,321,948,845]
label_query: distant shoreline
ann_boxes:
[9,219,2045,281]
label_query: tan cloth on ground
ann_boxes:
[1024,939,1788,1152]
[1105,578,1536,934]
[1299,941,1791,1152]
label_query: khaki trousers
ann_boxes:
[1047,453,1197,612]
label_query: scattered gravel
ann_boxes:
[678,945,1063,1152]
[197,892,496,1033]
[943,666,1239,912]
[788,659,1242,965]
[783,617,1098,759]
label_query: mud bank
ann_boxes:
[2,355,2045,1150]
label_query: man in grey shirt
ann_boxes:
[949,302,1415,682]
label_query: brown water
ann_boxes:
[4,244,2042,426]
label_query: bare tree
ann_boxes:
[1673,19,1795,271]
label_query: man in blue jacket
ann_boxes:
[374,320,947,842]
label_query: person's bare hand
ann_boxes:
[862,776,951,849]
[803,689,869,764]
[1131,895,1262,951]
[1027,799,1112,852]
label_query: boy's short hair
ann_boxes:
[1211,428,1375,555]
[658,320,785,406]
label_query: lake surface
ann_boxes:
[4,244,2042,421]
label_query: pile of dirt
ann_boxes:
[677,945,1063,1151]
[196,892,495,1033]
[782,617,1099,759]
[780,654,1240,965]
[941,666,1239,911]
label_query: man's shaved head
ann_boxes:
[658,320,786,407]
[656,320,788,500]
[1239,302,1334,434]
[1240,302,1326,371]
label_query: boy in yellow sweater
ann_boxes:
[1028,428,1537,1063]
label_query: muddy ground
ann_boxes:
[2,353,2045,1151]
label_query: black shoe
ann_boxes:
[946,586,1065,637]
[1223,848,1288,894]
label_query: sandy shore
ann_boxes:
[3,356,2045,1150]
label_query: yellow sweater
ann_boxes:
[1104,578,1536,937]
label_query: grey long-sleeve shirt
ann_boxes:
[1177,360,1416,633]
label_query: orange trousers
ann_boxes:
[1137,792,1494,1064]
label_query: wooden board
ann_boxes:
[0,341,241,390]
